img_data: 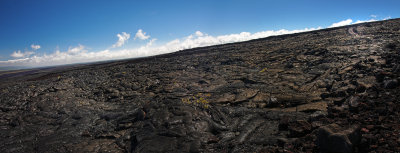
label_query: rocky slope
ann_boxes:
[1,19,400,153]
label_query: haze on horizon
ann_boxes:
[1,0,399,70]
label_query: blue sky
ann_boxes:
[0,0,399,68]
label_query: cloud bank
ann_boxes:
[0,17,389,68]
[328,15,388,28]
[0,28,320,67]
[329,19,353,28]
[10,50,34,58]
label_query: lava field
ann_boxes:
[1,19,400,153]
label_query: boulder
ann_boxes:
[316,124,361,153]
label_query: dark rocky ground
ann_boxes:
[1,19,400,153]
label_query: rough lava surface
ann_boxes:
[1,19,400,153]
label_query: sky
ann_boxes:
[0,0,399,69]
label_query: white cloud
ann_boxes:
[112,32,130,48]
[195,31,204,37]
[31,44,41,50]
[68,44,86,54]
[384,16,391,20]
[329,19,353,28]
[10,50,34,58]
[370,14,377,18]
[134,29,150,40]
[354,19,377,24]
[329,17,384,27]
[146,38,157,47]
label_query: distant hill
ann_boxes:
[0,66,31,71]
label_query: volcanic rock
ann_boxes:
[316,124,361,153]
[0,19,400,153]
